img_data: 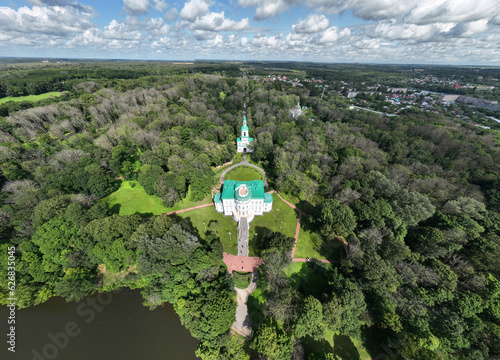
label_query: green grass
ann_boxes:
[224,165,264,181]
[103,180,212,218]
[249,195,299,256]
[0,92,63,104]
[277,191,321,214]
[233,152,244,163]
[175,205,238,255]
[233,271,252,289]
[295,217,342,261]
[283,261,304,276]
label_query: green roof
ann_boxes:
[221,180,265,201]
[214,193,222,203]
[241,125,249,132]
[264,193,273,203]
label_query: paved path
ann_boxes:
[293,258,340,264]
[231,270,257,338]
[165,203,214,216]
[290,212,302,258]
[274,191,307,217]
[219,157,268,187]
[237,217,249,256]
[223,252,263,272]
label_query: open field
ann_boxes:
[174,205,238,255]
[103,180,212,218]
[0,92,64,104]
[294,219,343,261]
[224,165,264,181]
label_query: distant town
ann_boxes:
[252,71,500,130]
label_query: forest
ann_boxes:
[0,61,499,360]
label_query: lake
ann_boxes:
[1,290,198,360]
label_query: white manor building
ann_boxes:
[214,180,272,223]
[237,117,253,153]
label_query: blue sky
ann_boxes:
[1,0,500,64]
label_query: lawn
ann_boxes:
[249,195,299,256]
[0,92,64,104]
[294,216,342,261]
[175,205,238,255]
[103,180,213,218]
[233,271,252,289]
[283,261,305,276]
[224,165,264,181]
[277,191,320,214]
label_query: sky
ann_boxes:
[1,0,500,64]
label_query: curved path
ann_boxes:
[219,154,269,187]
[232,270,257,338]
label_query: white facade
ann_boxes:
[237,117,253,153]
[215,182,272,223]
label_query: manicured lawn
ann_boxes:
[277,191,320,214]
[249,195,299,256]
[175,205,238,255]
[0,92,64,104]
[224,165,264,181]
[295,217,342,261]
[103,180,212,218]
[233,271,252,289]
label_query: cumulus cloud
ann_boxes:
[445,19,490,38]
[292,14,330,33]
[180,0,211,20]
[238,0,300,20]
[318,26,351,44]
[305,0,500,25]
[27,0,95,13]
[123,0,149,16]
[152,0,167,12]
[103,19,142,40]
[190,12,251,32]
[4,0,500,64]
[164,8,178,22]
[0,5,94,36]
[406,0,498,25]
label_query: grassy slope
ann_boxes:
[175,205,238,255]
[295,217,342,261]
[224,165,263,181]
[249,195,299,256]
[0,92,63,104]
[103,180,212,218]
[276,192,342,261]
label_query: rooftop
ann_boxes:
[221,180,266,200]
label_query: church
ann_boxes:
[237,116,253,153]
[214,180,273,223]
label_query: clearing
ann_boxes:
[103,180,212,218]
[294,216,343,261]
[249,195,299,256]
[0,92,64,104]
[174,204,238,255]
